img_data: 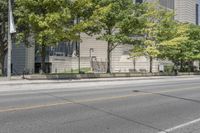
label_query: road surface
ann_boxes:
[1,76,200,133]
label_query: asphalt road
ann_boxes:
[1,76,200,133]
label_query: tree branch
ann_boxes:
[109,43,121,52]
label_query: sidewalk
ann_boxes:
[0,75,199,86]
[0,75,23,80]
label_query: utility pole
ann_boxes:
[7,0,16,80]
[7,0,12,80]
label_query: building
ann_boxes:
[111,0,200,72]
[3,43,35,75]
[4,0,200,74]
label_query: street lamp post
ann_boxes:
[7,0,12,80]
[7,0,16,80]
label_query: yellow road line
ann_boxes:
[0,101,72,113]
[0,86,199,113]
[0,93,145,113]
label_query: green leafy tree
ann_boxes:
[159,22,190,71]
[187,24,200,60]
[174,24,200,72]
[130,42,145,71]
[131,2,176,73]
[179,24,200,71]
[15,0,77,73]
[73,0,145,73]
[150,6,198,72]
[70,0,95,21]
[159,23,200,72]
[70,0,97,73]
[0,0,8,75]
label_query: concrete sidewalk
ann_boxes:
[0,75,199,86]
[0,75,23,81]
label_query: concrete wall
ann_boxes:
[80,34,107,62]
[175,0,197,24]
[49,56,91,73]
[197,0,200,25]
[111,45,165,73]
[25,46,35,74]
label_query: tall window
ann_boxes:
[196,4,199,25]
[135,0,143,4]
[159,0,174,9]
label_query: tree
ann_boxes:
[0,0,8,75]
[179,24,200,71]
[144,2,176,73]
[130,42,145,71]
[187,24,200,71]
[158,22,190,71]
[15,0,77,73]
[73,0,145,73]
[70,0,95,21]
[131,2,177,73]
[186,24,200,61]
[70,0,96,73]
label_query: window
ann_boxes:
[159,0,174,9]
[135,0,143,4]
[196,4,199,25]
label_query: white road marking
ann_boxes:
[158,117,200,133]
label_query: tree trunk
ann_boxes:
[0,55,4,75]
[0,53,6,75]
[189,60,194,72]
[40,45,46,74]
[107,42,111,73]
[0,49,3,75]
[180,59,183,72]
[133,57,136,71]
[149,56,153,73]
[0,46,6,76]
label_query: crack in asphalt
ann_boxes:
[42,92,166,133]
[136,90,200,104]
